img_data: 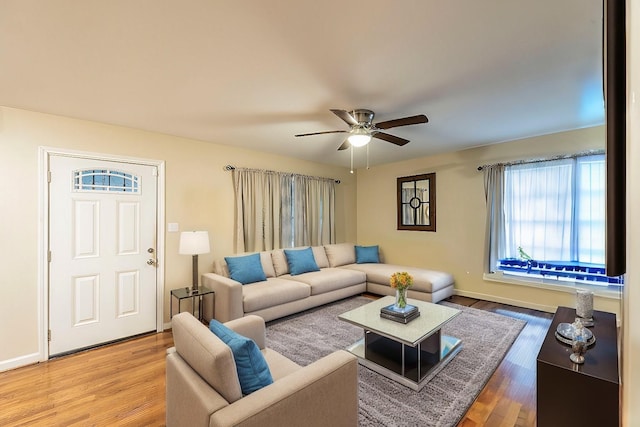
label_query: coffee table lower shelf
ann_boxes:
[347,331,462,391]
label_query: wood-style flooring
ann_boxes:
[0,296,553,426]
[450,296,554,427]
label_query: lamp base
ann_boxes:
[192,254,199,293]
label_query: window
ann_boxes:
[74,169,139,193]
[484,153,623,286]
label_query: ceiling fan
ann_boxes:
[295,109,429,150]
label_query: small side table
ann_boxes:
[170,286,215,323]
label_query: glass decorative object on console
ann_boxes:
[576,289,594,326]
[569,318,588,364]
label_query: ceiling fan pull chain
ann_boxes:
[350,145,354,174]
[366,143,370,170]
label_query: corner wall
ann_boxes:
[0,106,357,368]
[356,126,621,315]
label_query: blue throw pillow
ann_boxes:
[284,247,320,275]
[355,245,380,264]
[224,253,267,285]
[209,319,273,395]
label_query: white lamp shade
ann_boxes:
[179,231,210,255]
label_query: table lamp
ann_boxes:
[179,231,210,292]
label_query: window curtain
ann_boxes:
[233,168,335,252]
[503,159,574,261]
[483,164,505,272]
[280,174,295,248]
[302,175,335,246]
[232,169,283,252]
[575,155,605,264]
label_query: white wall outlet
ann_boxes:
[167,223,179,232]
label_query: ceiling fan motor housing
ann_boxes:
[350,109,375,126]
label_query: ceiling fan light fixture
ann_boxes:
[347,128,371,147]
[295,108,428,152]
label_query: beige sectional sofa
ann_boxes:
[202,243,455,323]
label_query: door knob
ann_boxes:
[147,259,156,266]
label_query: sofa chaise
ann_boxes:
[202,243,454,323]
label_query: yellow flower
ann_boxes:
[390,271,413,290]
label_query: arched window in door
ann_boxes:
[73,169,140,193]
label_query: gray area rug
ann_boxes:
[265,296,526,427]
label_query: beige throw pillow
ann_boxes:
[324,243,356,267]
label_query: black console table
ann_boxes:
[536,306,619,427]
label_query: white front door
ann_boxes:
[48,155,158,356]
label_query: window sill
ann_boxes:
[483,271,622,300]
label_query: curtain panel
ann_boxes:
[233,168,335,252]
[483,164,505,273]
[233,169,283,253]
[504,159,574,261]
[303,176,335,246]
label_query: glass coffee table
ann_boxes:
[338,296,462,391]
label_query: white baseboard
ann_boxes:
[0,352,41,373]
[453,289,557,313]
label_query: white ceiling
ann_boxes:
[0,0,604,169]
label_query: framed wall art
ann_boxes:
[397,173,436,232]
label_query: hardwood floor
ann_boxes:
[0,297,553,426]
[451,296,554,427]
[0,332,174,426]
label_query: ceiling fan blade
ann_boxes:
[295,130,348,137]
[330,109,359,126]
[374,114,428,130]
[373,132,410,146]
[337,140,350,151]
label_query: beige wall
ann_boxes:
[356,126,621,315]
[0,106,357,366]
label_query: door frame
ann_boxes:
[38,146,166,361]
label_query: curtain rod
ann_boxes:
[224,165,341,184]
[476,149,605,171]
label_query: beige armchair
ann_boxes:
[166,312,359,427]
